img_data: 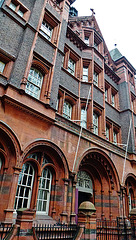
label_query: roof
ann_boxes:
[110,48,136,73]
[110,48,123,61]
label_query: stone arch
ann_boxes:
[0,121,21,167]
[75,147,121,219]
[76,147,120,192]
[21,139,69,179]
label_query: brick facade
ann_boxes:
[0,0,136,226]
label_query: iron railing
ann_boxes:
[97,217,133,240]
[0,223,13,240]
[34,223,79,240]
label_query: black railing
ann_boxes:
[97,217,133,240]
[0,223,13,240]
[130,218,136,239]
[34,223,79,240]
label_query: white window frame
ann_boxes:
[68,58,75,76]
[36,168,52,215]
[14,163,35,210]
[25,68,43,99]
[81,108,87,128]
[93,71,98,86]
[63,101,72,119]
[40,21,53,41]
[83,67,88,82]
[93,112,98,135]
[0,61,5,73]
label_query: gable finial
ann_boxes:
[90,8,95,15]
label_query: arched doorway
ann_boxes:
[76,149,120,219]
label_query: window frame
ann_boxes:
[93,112,99,135]
[6,0,30,21]
[25,67,44,99]
[0,53,14,80]
[63,101,72,120]
[36,168,52,215]
[81,107,87,128]
[14,162,35,211]
[93,71,98,86]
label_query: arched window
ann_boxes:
[63,101,72,119]
[81,108,87,128]
[14,163,35,210]
[25,68,43,99]
[36,168,52,214]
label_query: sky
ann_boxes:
[72,0,136,70]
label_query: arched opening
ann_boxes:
[76,149,120,219]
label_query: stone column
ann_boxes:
[15,208,36,240]
[60,178,69,223]
[4,167,21,223]
[70,179,77,223]
[78,201,96,240]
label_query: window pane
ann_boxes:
[36,168,52,213]
[0,61,5,73]
[9,2,16,11]
[14,163,34,210]
[26,68,43,99]
[93,72,98,86]
[83,67,88,82]
[63,101,72,119]
[81,108,87,128]
[93,113,98,135]
[40,22,53,40]
[17,9,24,17]
[68,59,75,75]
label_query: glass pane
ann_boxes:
[43,191,47,200]
[17,9,23,17]
[24,164,29,174]
[18,198,22,209]
[0,61,5,73]
[42,179,45,188]
[20,186,24,197]
[22,175,27,185]
[46,180,50,189]
[27,176,32,186]
[9,2,16,11]
[25,187,29,198]
[38,200,42,211]
[23,199,28,208]
[39,189,43,199]
[43,201,47,211]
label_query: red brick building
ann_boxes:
[0,0,136,226]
